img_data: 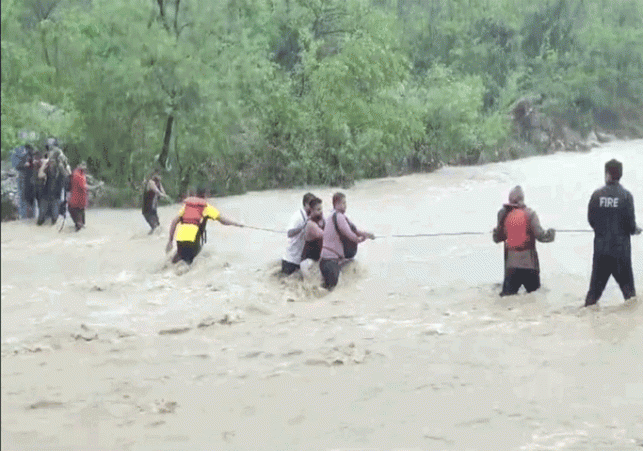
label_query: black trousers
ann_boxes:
[173,240,201,264]
[585,253,636,306]
[37,197,59,225]
[281,260,300,275]
[143,208,160,230]
[69,207,85,231]
[320,258,341,290]
[500,268,541,296]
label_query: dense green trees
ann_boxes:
[3,0,642,198]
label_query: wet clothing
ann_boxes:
[142,179,163,230]
[174,241,201,265]
[69,207,85,231]
[37,197,62,225]
[302,218,325,261]
[320,258,341,289]
[493,204,554,295]
[283,209,308,266]
[585,182,637,305]
[320,211,362,261]
[501,268,540,296]
[172,198,219,264]
[281,260,300,275]
[175,198,219,242]
[320,210,364,289]
[143,210,160,231]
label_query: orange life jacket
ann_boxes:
[504,208,530,250]
[181,197,207,226]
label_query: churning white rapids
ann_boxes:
[2,140,642,451]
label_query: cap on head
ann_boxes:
[605,159,622,181]
[79,161,87,170]
[508,185,525,206]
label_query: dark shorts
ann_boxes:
[320,258,341,290]
[500,268,540,296]
[174,240,201,264]
[143,209,160,230]
[69,207,85,231]
[281,260,300,275]
[585,253,635,306]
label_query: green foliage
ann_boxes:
[2,0,641,196]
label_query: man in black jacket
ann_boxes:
[585,159,641,306]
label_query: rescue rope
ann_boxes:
[375,231,488,239]
[243,225,287,234]
[244,226,594,237]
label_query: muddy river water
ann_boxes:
[2,140,642,450]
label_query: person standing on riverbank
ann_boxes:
[36,146,71,226]
[68,162,88,231]
[492,186,555,296]
[11,143,36,219]
[585,159,641,307]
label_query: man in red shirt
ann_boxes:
[68,161,88,231]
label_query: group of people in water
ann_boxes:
[11,138,91,231]
[10,143,640,305]
[279,191,376,289]
[492,158,639,306]
[163,158,639,305]
[161,160,641,306]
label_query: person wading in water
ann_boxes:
[166,187,244,264]
[493,185,555,296]
[584,159,640,307]
[142,169,170,234]
[319,192,375,290]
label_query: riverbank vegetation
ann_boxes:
[2,0,642,198]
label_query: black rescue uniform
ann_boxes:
[585,181,638,306]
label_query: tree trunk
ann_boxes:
[159,114,174,170]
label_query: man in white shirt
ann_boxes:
[282,192,316,275]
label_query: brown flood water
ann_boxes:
[2,140,642,450]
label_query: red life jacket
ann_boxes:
[504,208,530,250]
[181,197,207,225]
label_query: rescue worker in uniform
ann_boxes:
[493,186,556,296]
[585,159,641,306]
[166,187,244,264]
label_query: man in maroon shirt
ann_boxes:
[319,192,375,290]
[68,162,88,231]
